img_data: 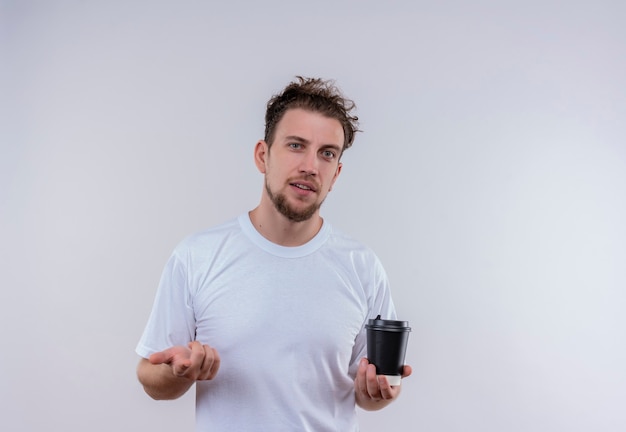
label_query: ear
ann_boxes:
[254,140,269,174]
[328,162,342,192]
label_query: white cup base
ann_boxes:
[382,374,402,386]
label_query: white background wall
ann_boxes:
[1,1,625,430]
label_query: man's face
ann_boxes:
[256,108,344,222]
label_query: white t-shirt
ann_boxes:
[137,214,396,431]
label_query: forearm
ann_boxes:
[137,358,195,400]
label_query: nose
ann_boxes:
[299,149,318,176]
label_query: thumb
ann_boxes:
[401,364,413,378]
[149,348,176,365]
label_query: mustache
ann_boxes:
[288,176,320,191]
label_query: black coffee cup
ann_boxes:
[365,315,411,386]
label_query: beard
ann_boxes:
[265,178,324,222]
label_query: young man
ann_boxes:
[136,77,412,431]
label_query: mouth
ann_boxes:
[290,181,317,193]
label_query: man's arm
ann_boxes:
[137,358,195,400]
[354,358,412,411]
[137,341,220,400]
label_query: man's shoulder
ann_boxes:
[326,224,380,261]
[327,223,367,247]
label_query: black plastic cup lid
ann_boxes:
[365,314,411,331]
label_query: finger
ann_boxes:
[206,347,220,380]
[354,358,369,397]
[179,341,204,378]
[188,341,204,365]
[149,347,176,365]
[172,360,192,377]
[365,364,382,399]
[196,344,213,380]
[402,364,413,378]
[198,346,220,380]
[377,375,396,400]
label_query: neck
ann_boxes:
[248,202,323,247]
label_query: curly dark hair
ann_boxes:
[264,76,360,154]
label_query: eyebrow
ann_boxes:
[285,135,309,143]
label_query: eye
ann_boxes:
[321,150,336,159]
[289,142,302,150]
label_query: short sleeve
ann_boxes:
[135,249,196,358]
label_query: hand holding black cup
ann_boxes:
[365,315,411,386]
